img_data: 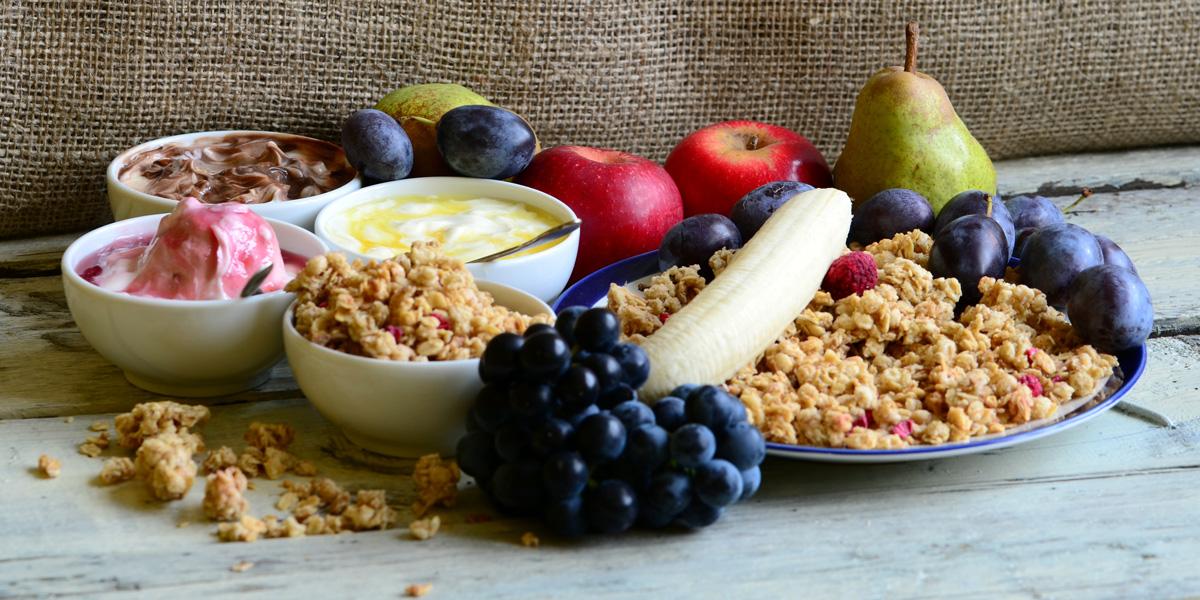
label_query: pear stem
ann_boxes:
[400,115,437,127]
[1063,188,1094,213]
[904,22,919,73]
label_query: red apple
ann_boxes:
[513,146,684,284]
[664,121,832,218]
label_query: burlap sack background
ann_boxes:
[2,0,1198,238]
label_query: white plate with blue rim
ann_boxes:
[553,250,1147,464]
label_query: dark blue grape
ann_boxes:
[694,459,744,508]
[1006,194,1064,232]
[658,214,743,280]
[524,323,558,338]
[554,305,588,346]
[731,181,815,241]
[465,406,484,434]
[586,480,638,534]
[541,451,590,500]
[545,496,588,537]
[555,365,599,413]
[639,469,694,528]
[715,421,766,471]
[934,190,1016,258]
[671,384,700,400]
[561,404,600,428]
[740,466,762,501]
[519,332,571,381]
[581,353,622,394]
[609,343,651,388]
[456,431,501,482]
[491,458,545,510]
[1022,222,1104,310]
[573,308,621,353]
[435,105,536,179]
[494,423,530,462]
[848,188,935,246]
[530,418,575,456]
[675,498,724,528]
[576,413,627,465]
[597,383,636,410]
[652,396,687,432]
[684,385,743,432]
[508,380,555,424]
[1066,264,1153,353]
[597,457,652,493]
[1094,234,1138,275]
[479,332,524,383]
[621,424,670,474]
[340,109,413,182]
[610,400,655,431]
[928,214,1009,307]
[671,423,716,468]
[473,382,511,433]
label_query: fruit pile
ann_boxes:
[456,306,766,536]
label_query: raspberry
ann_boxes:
[851,411,875,430]
[822,252,878,301]
[386,325,403,343]
[1018,373,1043,397]
[891,419,915,438]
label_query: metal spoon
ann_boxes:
[240,263,275,298]
[467,219,583,264]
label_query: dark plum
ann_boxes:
[928,215,1008,307]
[1066,265,1153,353]
[340,109,413,181]
[435,105,536,179]
[1005,195,1064,231]
[1013,227,1037,262]
[1021,222,1104,310]
[1094,234,1138,275]
[730,181,814,241]
[847,188,935,246]
[658,214,742,280]
[934,190,1016,258]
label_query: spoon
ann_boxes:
[240,263,274,298]
[467,219,583,264]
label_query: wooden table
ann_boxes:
[3,147,1199,599]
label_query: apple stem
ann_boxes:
[746,134,759,151]
[400,115,437,127]
[904,22,919,74]
[1063,188,1094,213]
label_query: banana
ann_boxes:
[640,188,852,401]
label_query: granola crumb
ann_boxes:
[134,433,198,501]
[202,446,238,474]
[78,443,102,458]
[231,561,254,573]
[38,455,61,478]
[89,421,111,432]
[236,447,264,478]
[64,416,74,424]
[246,480,257,490]
[177,521,190,528]
[114,401,210,450]
[262,447,295,480]
[406,583,433,597]
[293,460,318,476]
[276,491,300,512]
[412,454,460,518]
[85,434,110,449]
[244,422,296,451]
[521,531,540,548]
[98,457,136,484]
[465,514,492,524]
[342,489,398,531]
[218,515,268,543]
[409,515,441,541]
[202,467,250,521]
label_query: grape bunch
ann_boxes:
[457,306,766,536]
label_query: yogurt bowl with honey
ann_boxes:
[315,177,579,301]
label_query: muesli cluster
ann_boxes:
[287,241,551,361]
[609,231,1118,449]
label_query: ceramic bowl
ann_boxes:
[314,177,579,302]
[283,281,552,457]
[61,214,328,397]
[106,130,363,230]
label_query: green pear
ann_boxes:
[374,83,494,178]
[833,23,995,215]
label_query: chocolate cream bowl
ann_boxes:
[107,130,363,230]
[61,214,329,398]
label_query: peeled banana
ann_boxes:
[639,188,852,401]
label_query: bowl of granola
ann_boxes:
[282,242,554,457]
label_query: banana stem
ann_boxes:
[904,22,919,73]
[1063,189,1094,213]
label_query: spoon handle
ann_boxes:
[467,219,582,264]
[240,263,275,298]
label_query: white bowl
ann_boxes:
[314,177,580,302]
[107,130,363,230]
[61,214,329,397]
[283,281,552,457]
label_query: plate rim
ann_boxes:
[555,249,1148,463]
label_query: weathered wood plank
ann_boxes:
[1,337,1198,600]
[0,232,80,278]
[996,146,1200,199]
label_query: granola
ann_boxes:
[217,515,268,542]
[411,454,460,518]
[613,231,1118,449]
[134,432,199,500]
[38,455,61,478]
[114,401,210,450]
[243,422,295,451]
[409,515,441,541]
[406,583,433,597]
[98,457,136,484]
[202,467,250,521]
[285,243,551,361]
[202,446,238,474]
